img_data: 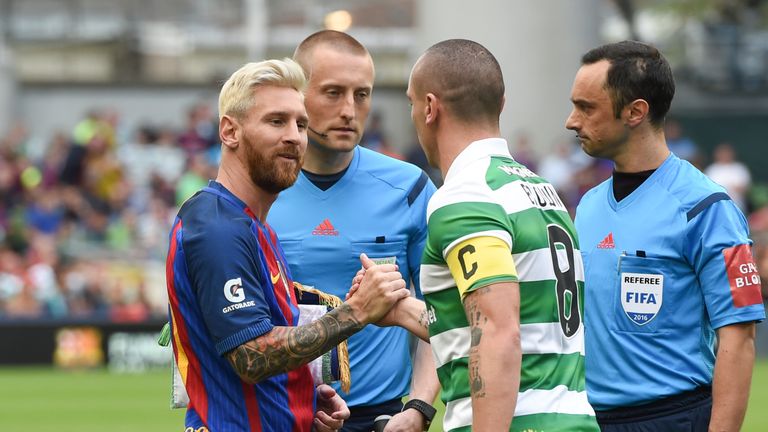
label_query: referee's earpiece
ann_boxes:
[308,126,329,139]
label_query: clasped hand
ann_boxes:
[346,253,408,326]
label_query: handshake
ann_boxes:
[342,253,411,327]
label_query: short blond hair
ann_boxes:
[218,58,306,120]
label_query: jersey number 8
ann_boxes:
[547,225,581,338]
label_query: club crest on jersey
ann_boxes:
[621,272,663,325]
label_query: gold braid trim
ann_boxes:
[294,282,351,393]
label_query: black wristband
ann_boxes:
[402,399,436,430]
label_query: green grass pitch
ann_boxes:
[0,361,766,431]
[0,367,185,431]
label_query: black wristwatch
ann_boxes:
[402,399,436,431]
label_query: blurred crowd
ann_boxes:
[0,104,219,321]
[1,108,767,322]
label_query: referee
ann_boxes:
[567,40,766,431]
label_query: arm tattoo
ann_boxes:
[465,286,492,399]
[228,303,363,384]
[418,308,430,330]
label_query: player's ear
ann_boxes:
[219,115,240,150]
[425,93,438,125]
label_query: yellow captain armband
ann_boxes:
[445,236,518,298]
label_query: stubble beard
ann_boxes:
[581,130,627,161]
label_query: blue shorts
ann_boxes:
[341,398,404,432]
[596,386,712,432]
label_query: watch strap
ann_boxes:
[402,399,436,430]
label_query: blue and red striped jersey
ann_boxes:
[166,180,315,431]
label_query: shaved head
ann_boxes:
[412,39,504,124]
[294,30,371,77]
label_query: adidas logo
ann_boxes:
[597,232,615,249]
[312,219,339,236]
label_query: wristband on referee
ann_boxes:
[402,399,436,431]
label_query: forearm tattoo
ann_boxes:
[228,304,363,383]
[465,286,492,399]
[418,308,430,330]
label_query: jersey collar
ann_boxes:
[295,146,360,199]
[608,152,677,210]
[203,179,269,227]
[444,138,511,184]
[206,179,249,211]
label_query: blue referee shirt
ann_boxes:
[575,153,765,410]
[269,146,435,407]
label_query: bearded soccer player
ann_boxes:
[165,59,409,432]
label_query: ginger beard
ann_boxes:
[242,133,304,194]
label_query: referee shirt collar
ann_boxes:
[445,138,511,184]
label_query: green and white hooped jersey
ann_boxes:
[421,138,598,432]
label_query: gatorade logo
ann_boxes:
[224,277,245,303]
[222,278,255,313]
